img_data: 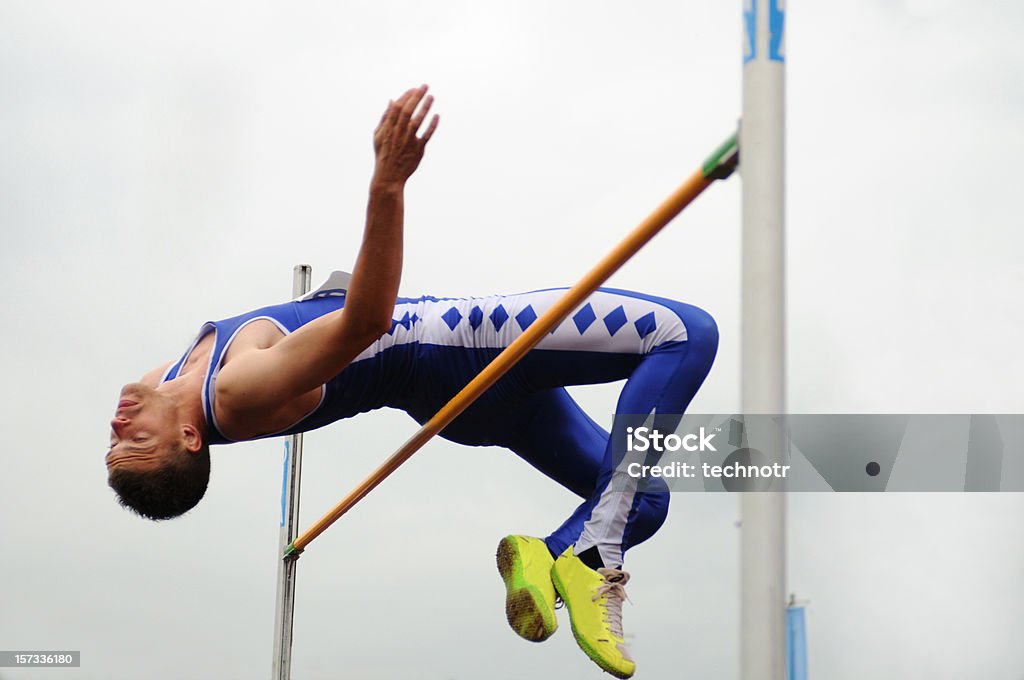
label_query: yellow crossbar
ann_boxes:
[285,134,738,558]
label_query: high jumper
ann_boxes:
[105,85,719,678]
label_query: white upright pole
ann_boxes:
[272,264,312,680]
[741,1,786,680]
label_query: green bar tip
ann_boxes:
[702,132,739,181]
[283,542,304,560]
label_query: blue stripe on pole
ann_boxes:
[280,440,290,528]
[769,0,786,62]
[743,0,757,64]
[786,606,808,680]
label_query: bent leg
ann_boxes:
[473,288,716,566]
[500,388,670,558]
[572,300,718,567]
[400,287,716,566]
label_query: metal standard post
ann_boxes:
[272,264,312,680]
[741,1,787,680]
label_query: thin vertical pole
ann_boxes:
[272,264,312,680]
[741,1,786,680]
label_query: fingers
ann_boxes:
[377,86,416,131]
[410,94,439,143]
[404,86,440,144]
[410,93,433,132]
[420,113,440,144]
[383,85,439,141]
[374,85,439,159]
[400,85,427,121]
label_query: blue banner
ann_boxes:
[786,606,808,680]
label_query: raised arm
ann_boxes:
[215,86,439,417]
[341,85,439,338]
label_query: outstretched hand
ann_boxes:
[372,84,439,187]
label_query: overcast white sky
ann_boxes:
[2,1,1023,679]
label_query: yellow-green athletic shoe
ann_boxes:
[551,547,635,679]
[496,535,558,642]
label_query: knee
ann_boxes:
[673,306,718,379]
[684,305,719,354]
[638,485,671,528]
[658,299,719,354]
[623,484,671,550]
[643,480,671,524]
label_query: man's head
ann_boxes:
[106,382,210,520]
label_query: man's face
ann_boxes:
[105,383,180,473]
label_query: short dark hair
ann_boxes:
[108,443,211,521]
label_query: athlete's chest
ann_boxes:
[177,318,285,378]
[222,318,286,363]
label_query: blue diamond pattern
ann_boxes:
[410,313,419,326]
[390,310,415,335]
[634,312,657,339]
[442,306,463,331]
[516,305,537,331]
[603,305,627,336]
[490,305,509,331]
[573,303,597,334]
[468,306,483,331]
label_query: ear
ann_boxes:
[181,424,203,454]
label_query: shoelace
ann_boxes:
[593,568,632,639]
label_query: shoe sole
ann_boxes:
[496,537,557,642]
[551,566,635,679]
